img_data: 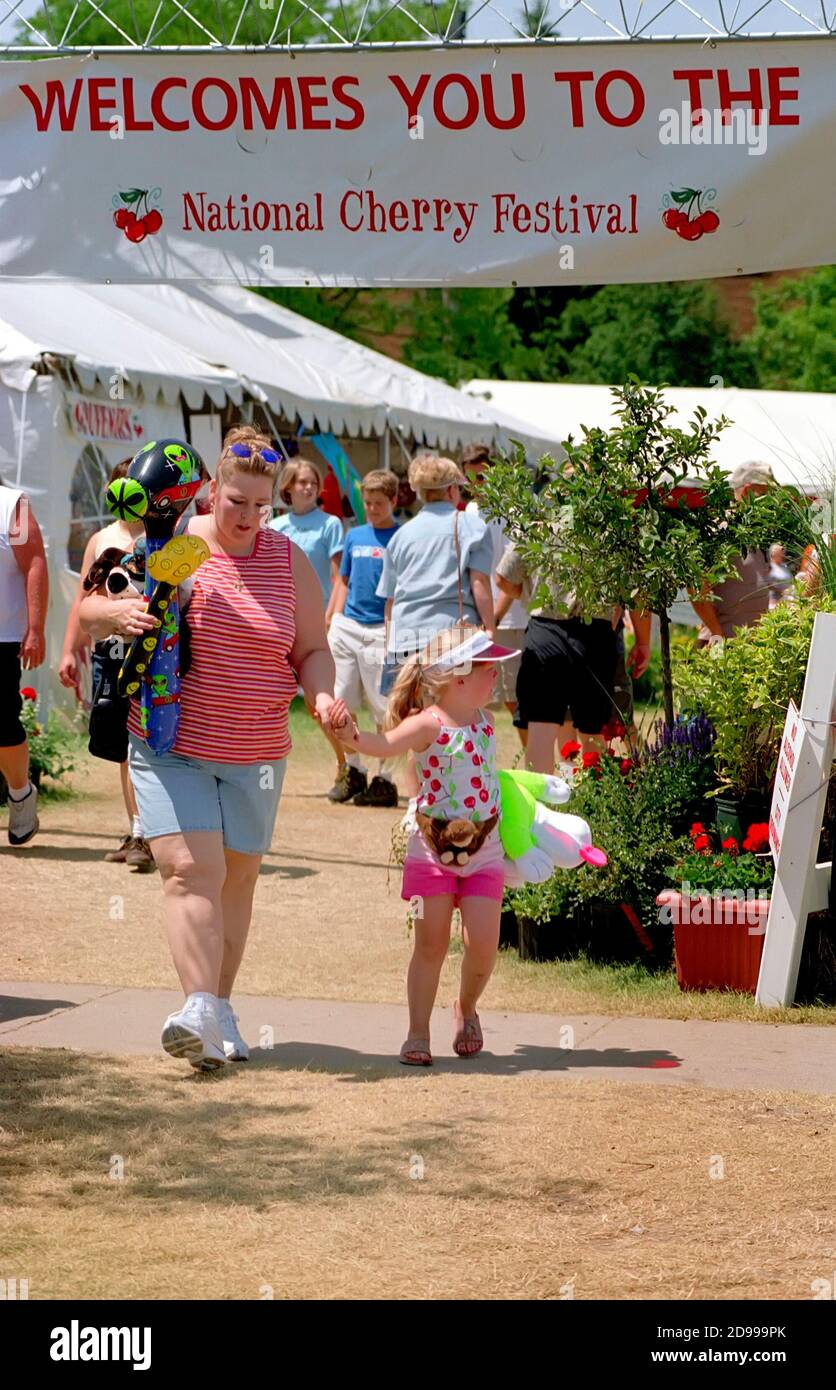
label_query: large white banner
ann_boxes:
[1,41,835,285]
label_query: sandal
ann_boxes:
[399,1037,432,1067]
[452,1002,483,1058]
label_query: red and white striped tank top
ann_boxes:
[127,527,297,763]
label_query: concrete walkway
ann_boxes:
[1,979,834,1093]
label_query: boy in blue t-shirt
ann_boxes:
[327,470,400,807]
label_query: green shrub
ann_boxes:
[19,695,78,789]
[672,597,834,799]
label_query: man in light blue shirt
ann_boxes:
[376,456,495,694]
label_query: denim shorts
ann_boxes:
[128,735,286,855]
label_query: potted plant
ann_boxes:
[657,821,774,992]
[507,870,577,962]
[673,596,835,835]
[561,718,717,964]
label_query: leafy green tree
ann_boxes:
[18,0,455,47]
[744,266,836,392]
[479,381,743,726]
[519,0,560,37]
[397,288,544,384]
[530,282,752,387]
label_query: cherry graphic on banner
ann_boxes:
[661,187,720,242]
[112,187,164,244]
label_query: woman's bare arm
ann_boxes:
[470,570,495,637]
[289,545,338,726]
[332,705,437,760]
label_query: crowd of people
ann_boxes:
[0,434,810,1067]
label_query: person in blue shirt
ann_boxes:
[376,455,495,678]
[270,458,344,621]
[327,470,400,807]
[270,457,345,777]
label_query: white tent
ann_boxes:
[0,284,562,714]
[86,283,560,455]
[464,381,836,490]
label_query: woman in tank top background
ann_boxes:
[79,425,341,1071]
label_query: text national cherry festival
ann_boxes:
[3,44,835,284]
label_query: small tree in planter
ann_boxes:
[480,380,744,726]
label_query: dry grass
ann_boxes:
[1,1048,833,1301]
[3,708,835,1023]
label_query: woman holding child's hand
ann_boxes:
[79,426,338,1073]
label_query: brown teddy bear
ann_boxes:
[415,813,499,865]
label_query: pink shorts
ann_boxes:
[401,825,506,904]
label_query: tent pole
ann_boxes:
[261,401,292,461]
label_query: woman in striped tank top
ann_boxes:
[80,426,340,1070]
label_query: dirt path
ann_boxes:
[4,716,835,1023]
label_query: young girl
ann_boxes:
[332,623,520,1066]
[269,458,343,624]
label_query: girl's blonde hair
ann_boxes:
[278,457,324,507]
[385,623,482,729]
[216,424,281,493]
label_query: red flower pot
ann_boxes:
[656,891,768,993]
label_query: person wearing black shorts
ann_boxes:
[517,612,619,732]
[0,484,47,845]
[496,543,650,774]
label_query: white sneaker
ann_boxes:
[217,998,250,1061]
[7,783,39,846]
[161,993,226,1070]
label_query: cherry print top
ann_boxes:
[414,709,500,822]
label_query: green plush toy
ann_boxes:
[498,768,607,886]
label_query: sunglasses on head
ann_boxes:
[229,442,281,465]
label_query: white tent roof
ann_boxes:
[0,281,562,455]
[0,283,240,409]
[464,381,836,490]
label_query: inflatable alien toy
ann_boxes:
[105,439,209,754]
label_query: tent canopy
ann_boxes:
[464,381,836,490]
[0,281,562,456]
[0,283,240,408]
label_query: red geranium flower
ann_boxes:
[620,758,633,775]
[581,751,601,769]
[560,740,582,759]
[693,833,711,853]
[689,822,706,838]
[743,823,770,853]
[20,686,37,700]
[721,836,740,857]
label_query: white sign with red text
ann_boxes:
[768,700,804,860]
[1,42,835,285]
[67,394,145,444]
[758,614,836,1007]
